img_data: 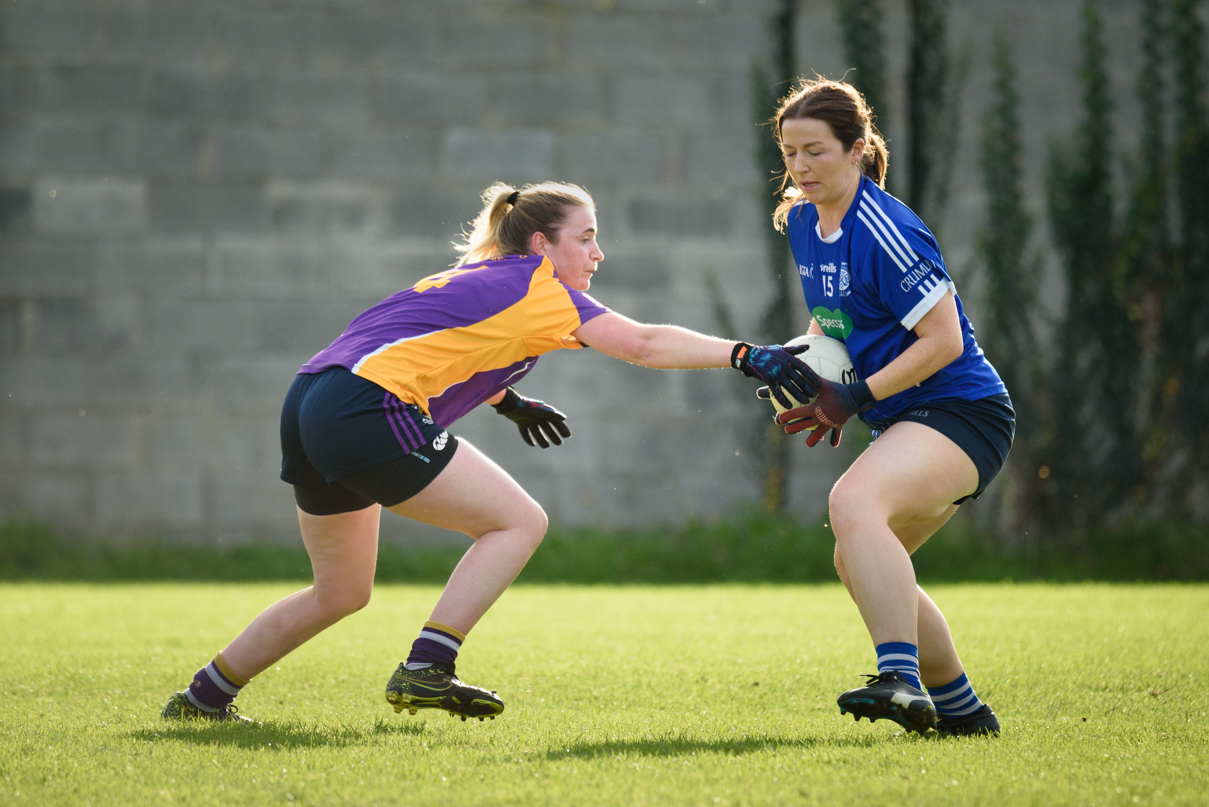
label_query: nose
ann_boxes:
[591,240,604,262]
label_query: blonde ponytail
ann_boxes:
[454,181,596,266]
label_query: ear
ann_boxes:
[850,138,866,164]
[529,230,549,256]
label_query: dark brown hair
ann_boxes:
[771,78,889,231]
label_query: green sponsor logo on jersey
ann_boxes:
[811,306,852,340]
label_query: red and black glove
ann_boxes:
[491,388,571,448]
[775,368,876,447]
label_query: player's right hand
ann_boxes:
[491,387,572,448]
[777,373,875,448]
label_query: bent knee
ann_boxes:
[316,585,372,619]
[827,479,863,535]
[477,497,547,551]
[518,500,548,552]
[828,478,885,539]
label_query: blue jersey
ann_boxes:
[786,175,1006,425]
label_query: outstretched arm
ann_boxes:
[572,312,818,409]
[571,312,734,369]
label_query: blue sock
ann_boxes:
[875,642,922,690]
[405,620,464,670]
[927,672,985,719]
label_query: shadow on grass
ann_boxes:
[544,730,920,761]
[130,717,425,750]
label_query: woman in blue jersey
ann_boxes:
[160,180,815,724]
[767,80,1013,737]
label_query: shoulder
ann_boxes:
[522,257,611,317]
[474,253,553,294]
[851,180,940,269]
[488,253,546,275]
[785,199,817,242]
[788,198,814,222]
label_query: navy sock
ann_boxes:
[875,642,922,690]
[405,621,464,670]
[184,652,249,712]
[927,671,985,719]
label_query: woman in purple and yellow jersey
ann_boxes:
[765,80,1013,737]
[161,181,816,723]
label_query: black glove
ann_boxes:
[775,369,876,448]
[491,388,571,448]
[731,342,818,410]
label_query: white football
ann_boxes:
[769,334,858,419]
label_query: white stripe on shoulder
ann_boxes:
[901,277,955,331]
[351,331,439,374]
[856,208,909,273]
[858,198,914,269]
[862,194,919,263]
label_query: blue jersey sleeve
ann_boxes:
[854,193,955,331]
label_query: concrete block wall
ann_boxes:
[0,0,1153,544]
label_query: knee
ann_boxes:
[827,478,868,542]
[517,501,548,555]
[316,583,372,620]
[474,497,547,554]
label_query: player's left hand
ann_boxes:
[731,342,817,410]
[491,388,571,448]
[777,372,876,448]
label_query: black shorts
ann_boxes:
[868,393,1015,504]
[279,368,459,516]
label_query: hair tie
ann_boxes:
[506,190,520,206]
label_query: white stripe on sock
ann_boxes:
[419,629,462,653]
[206,662,242,697]
[930,685,973,705]
[876,653,919,665]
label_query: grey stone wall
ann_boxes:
[0,0,1152,544]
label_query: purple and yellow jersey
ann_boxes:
[300,254,610,427]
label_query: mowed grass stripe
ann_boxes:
[1,584,1206,806]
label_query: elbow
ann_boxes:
[644,334,671,367]
[942,333,964,367]
[632,343,660,368]
[629,327,662,367]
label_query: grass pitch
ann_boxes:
[2,583,1206,806]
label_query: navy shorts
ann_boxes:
[280,368,459,515]
[869,393,1015,504]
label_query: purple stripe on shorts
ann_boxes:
[391,396,427,449]
[383,393,418,452]
[383,392,431,454]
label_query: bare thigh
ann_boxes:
[896,504,960,555]
[388,439,547,537]
[831,421,977,534]
[298,504,382,607]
